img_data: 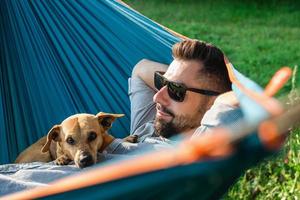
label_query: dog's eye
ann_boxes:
[66,137,75,145]
[88,131,97,142]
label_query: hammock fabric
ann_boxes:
[0,0,179,164]
[0,0,296,199]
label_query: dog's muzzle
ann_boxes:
[78,152,94,168]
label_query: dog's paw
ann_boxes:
[54,155,72,165]
[123,135,138,143]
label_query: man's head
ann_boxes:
[153,39,231,138]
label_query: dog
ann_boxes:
[15,112,137,168]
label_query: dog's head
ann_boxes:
[41,112,123,168]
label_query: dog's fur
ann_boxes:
[15,112,137,168]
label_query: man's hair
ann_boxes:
[172,39,231,92]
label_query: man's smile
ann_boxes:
[156,104,174,120]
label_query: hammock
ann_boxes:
[1,0,298,199]
[0,0,179,164]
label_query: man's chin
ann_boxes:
[154,118,178,138]
[155,114,173,126]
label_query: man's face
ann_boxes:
[153,59,216,138]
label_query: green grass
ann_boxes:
[124,0,300,199]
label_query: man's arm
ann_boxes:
[132,59,169,90]
[128,59,168,138]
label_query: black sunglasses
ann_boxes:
[154,71,220,102]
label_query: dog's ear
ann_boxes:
[96,112,124,130]
[41,125,61,153]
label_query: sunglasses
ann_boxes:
[154,71,220,102]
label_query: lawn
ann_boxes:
[123,0,300,199]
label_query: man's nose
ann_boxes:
[153,86,170,105]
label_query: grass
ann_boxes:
[123,0,300,199]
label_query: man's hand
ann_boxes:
[123,135,138,143]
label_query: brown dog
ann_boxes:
[15,112,136,168]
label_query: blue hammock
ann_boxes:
[0,0,294,199]
[0,0,180,164]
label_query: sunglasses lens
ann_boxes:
[154,71,186,102]
[168,82,185,102]
[154,72,164,90]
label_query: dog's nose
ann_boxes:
[79,153,93,168]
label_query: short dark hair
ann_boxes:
[172,39,231,92]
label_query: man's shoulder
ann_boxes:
[201,101,242,127]
[193,100,243,137]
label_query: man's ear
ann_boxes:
[96,112,124,130]
[41,125,61,153]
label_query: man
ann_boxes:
[105,39,241,154]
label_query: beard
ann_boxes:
[154,105,202,138]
